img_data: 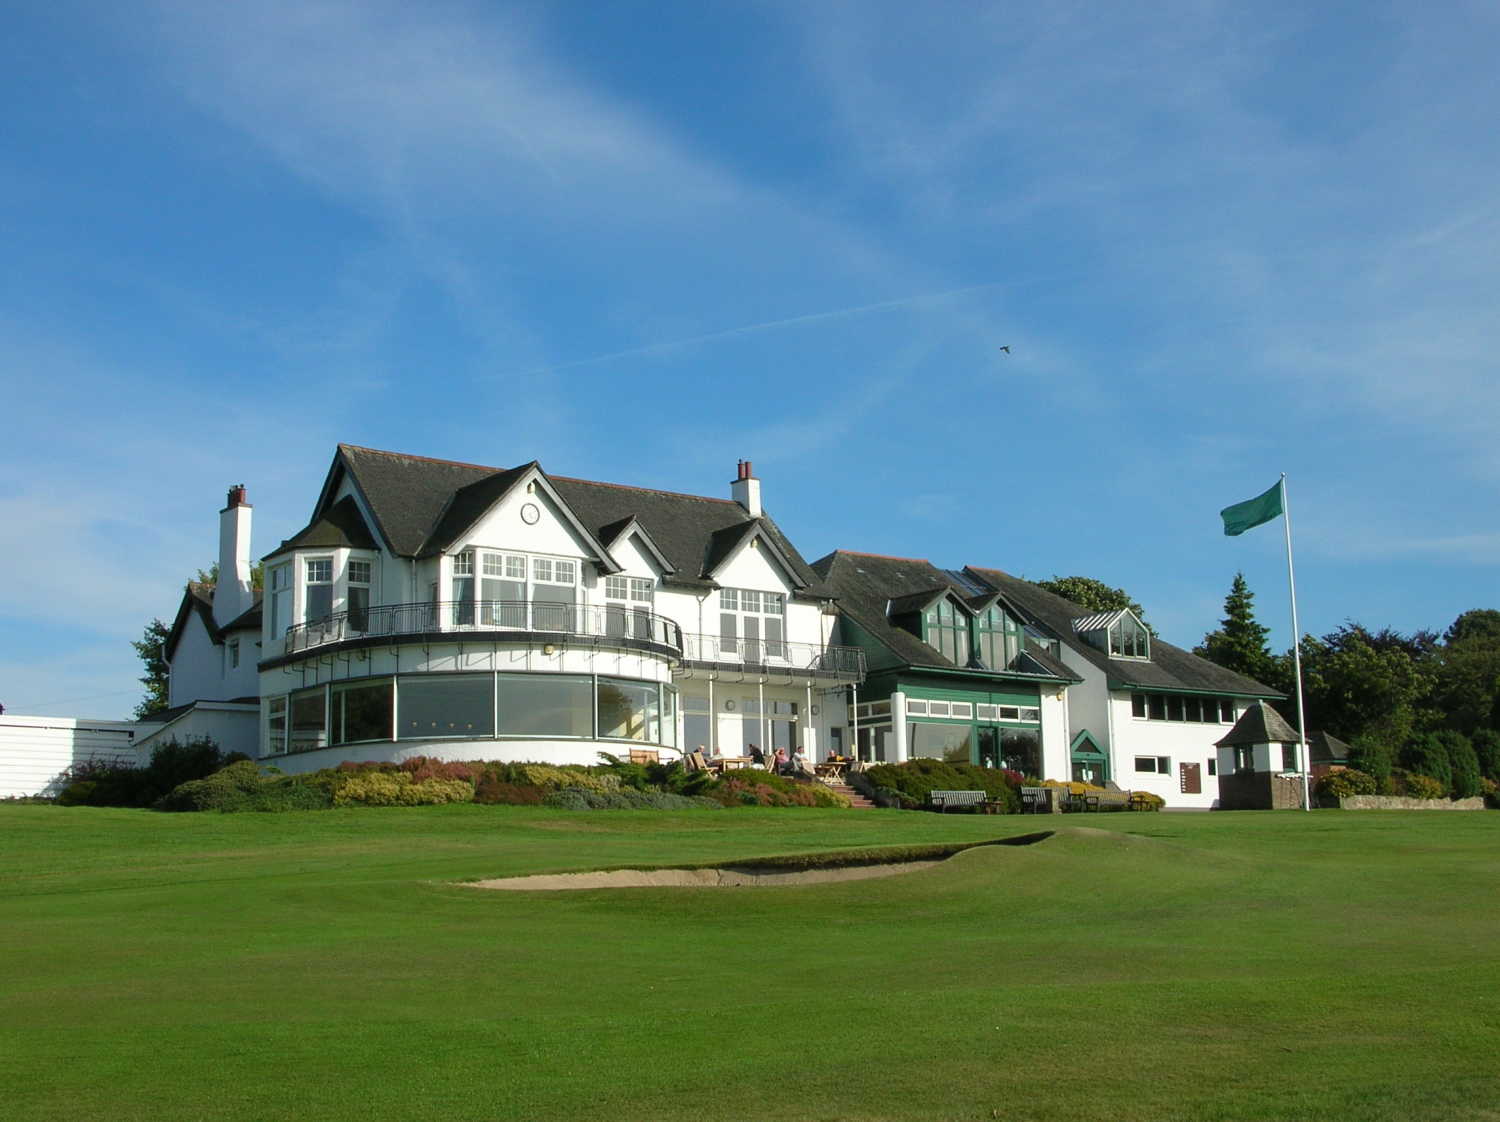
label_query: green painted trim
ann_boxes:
[1069,729,1106,755]
[900,664,1076,685]
[1110,681,1283,700]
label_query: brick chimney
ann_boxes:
[214,485,254,627]
[730,460,761,518]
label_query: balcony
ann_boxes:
[678,633,866,683]
[281,599,684,657]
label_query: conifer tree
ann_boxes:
[1196,572,1275,685]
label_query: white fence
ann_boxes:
[0,716,145,798]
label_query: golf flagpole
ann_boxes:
[1279,474,1311,811]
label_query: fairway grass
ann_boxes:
[2,805,1497,1121]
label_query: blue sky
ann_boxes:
[4,0,1497,717]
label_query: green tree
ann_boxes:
[1195,572,1276,685]
[1295,624,1431,749]
[131,618,171,719]
[1471,728,1500,782]
[1427,610,1500,737]
[1035,576,1153,634]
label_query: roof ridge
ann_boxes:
[339,443,508,473]
[552,474,741,506]
[834,548,934,564]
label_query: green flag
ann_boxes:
[1221,480,1284,536]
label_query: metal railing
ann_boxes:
[284,599,684,655]
[680,633,866,681]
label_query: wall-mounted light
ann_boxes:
[810,704,820,716]
[543,643,556,656]
[724,699,736,711]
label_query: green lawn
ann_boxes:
[2,804,1497,1121]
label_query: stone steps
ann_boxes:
[827,782,876,809]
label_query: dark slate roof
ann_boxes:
[265,495,379,560]
[1308,729,1351,764]
[421,464,533,556]
[887,587,953,616]
[963,566,1284,699]
[808,551,1077,682]
[305,445,833,597]
[221,592,264,633]
[1216,700,1302,747]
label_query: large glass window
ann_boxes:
[480,553,527,627]
[305,559,333,624]
[452,552,475,625]
[597,677,660,742]
[857,724,891,763]
[455,551,576,629]
[397,674,494,739]
[531,558,577,631]
[719,588,786,660]
[495,674,594,737]
[1000,728,1041,776]
[290,688,328,752]
[332,679,393,745]
[909,721,972,763]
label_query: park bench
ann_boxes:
[928,789,988,813]
[1019,786,1051,814]
[1065,790,1101,813]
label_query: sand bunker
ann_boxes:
[468,861,944,891]
[465,831,1055,891]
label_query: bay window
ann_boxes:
[305,559,333,624]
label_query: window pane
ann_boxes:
[349,560,372,584]
[597,678,660,742]
[1149,694,1167,720]
[348,586,370,631]
[1166,695,1184,721]
[306,583,332,623]
[1132,693,1147,718]
[333,680,393,744]
[495,674,593,737]
[267,697,287,754]
[397,674,494,739]
[606,576,627,599]
[533,558,552,582]
[452,553,472,576]
[290,688,327,752]
[531,582,575,630]
[307,559,332,582]
[909,722,972,763]
[1000,729,1041,775]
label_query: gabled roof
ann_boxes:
[698,520,809,590]
[296,445,831,596]
[164,584,264,658]
[599,517,676,576]
[887,587,961,617]
[264,495,379,561]
[809,551,1076,681]
[1308,729,1351,764]
[963,566,1283,699]
[1216,700,1301,747]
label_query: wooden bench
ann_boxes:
[929,789,987,813]
[1126,791,1157,812]
[1064,790,1101,813]
[1020,786,1051,814]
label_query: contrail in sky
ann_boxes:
[493,280,1010,380]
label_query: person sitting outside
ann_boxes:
[789,748,813,777]
[749,744,766,768]
[773,746,789,774]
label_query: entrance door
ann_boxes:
[1072,759,1103,785]
[1179,762,1202,794]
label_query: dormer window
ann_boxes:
[975,605,1023,670]
[1074,610,1150,661]
[1108,615,1149,659]
[924,598,967,664]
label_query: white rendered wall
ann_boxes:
[134,704,260,763]
[1039,690,1070,780]
[168,614,224,707]
[1056,647,1111,753]
[0,716,142,797]
[1109,694,1243,808]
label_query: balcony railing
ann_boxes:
[680,633,866,682]
[283,599,684,656]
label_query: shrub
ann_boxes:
[55,736,236,808]
[332,772,474,807]
[1394,772,1445,800]
[705,769,849,808]
[1472,729,1500,782]
[541,786,720,811]
[400,757,478,784]
[157,760,263,812]
[1315,768,1378,801]
[472,778,546,805]
[1348,735,1395,784]
[862,759,1022,811]
[1399,735,1453,793]
[1439,732,1482,799]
